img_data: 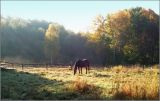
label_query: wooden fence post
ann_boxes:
[46,64,48,70]
[143,65,144,70]
[22,64,24,70]
[11,63,13,68]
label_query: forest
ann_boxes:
[1,7,159,66]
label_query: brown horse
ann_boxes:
[74,59,90,75]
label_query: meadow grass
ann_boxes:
[1,65,159,100]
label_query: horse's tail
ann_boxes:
[87,60,90,70]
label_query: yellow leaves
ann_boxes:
[123,44,137,55]
[141,9,158,22]
[45,23,60,61]
[88,33,100,43]
[93,15,105,27]
[45,24,59,40]
[92,15,107,36]
[109,10,131,32]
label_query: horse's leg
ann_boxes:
[78,67,80,74]
[88,66,89,73]
[86,67,87,74]
[81,67,82,74]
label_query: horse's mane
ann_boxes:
[82,59,87,61]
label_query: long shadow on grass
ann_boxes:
[1,68,103,100]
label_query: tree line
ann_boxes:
[1,7,159,66]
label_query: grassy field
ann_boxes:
[1,65,159,100]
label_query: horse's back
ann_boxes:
[81,59,89,67]
[82,59,88,61]
[75,59,89,67]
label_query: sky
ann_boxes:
[1,1,159,33]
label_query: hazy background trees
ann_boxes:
[45,24,60,64]
[1,7,159,65]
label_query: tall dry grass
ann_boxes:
[2,65,159,100]
[112,67,159,100]
[67,77,103,99]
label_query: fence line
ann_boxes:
[0,61,71,70]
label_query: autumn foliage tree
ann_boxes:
[90,7,159,65]
[45,24,59,64]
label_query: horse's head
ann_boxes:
[74,65,77,75]
[73,59,81,75]
[73,60,79,75]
